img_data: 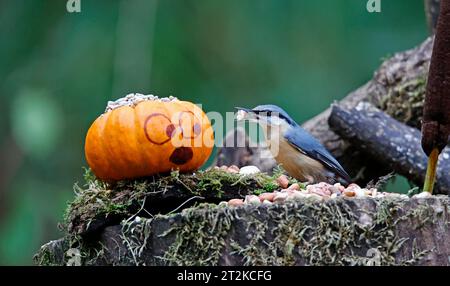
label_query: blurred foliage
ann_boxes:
[0,0,427,265]
[11,88,63,160]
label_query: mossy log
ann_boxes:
[65,170,281,236]
[36,196,450,266]
[329,102,450,195]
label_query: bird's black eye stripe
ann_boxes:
[255,109,290,121]
[254,110,272,116]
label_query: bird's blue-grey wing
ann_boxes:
[284,127,352,183]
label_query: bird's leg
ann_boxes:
[423,148,439,194]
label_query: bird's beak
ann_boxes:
[235,107,257,121]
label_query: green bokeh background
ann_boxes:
[0,0,428,265]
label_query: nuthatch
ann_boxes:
[236,105,351,185]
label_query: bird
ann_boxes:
[235,104,352,185]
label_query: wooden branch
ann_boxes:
[329,102,450,195]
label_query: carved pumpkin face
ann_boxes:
[85,96,214,181]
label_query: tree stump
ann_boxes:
[35,193,450,266]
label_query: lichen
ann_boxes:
[230,199,376,266]
[33,233,108,266]
[160,204,236,266]
[34,241,64,266]
[376,76,427,129]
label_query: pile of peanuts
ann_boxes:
[212,164,261,175]
[212,165,423,207]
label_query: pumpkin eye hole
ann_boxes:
[144,111,203,147]
[144,113,173,145]
[178,111,201,139]
[193,123,201,135]
[166,124,176,138]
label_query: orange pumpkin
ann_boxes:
[85,94,214,181]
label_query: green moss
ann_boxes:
[34,243,61,266]
[63,168,280,235]
[252,189,265,196]
[376,76,427,129]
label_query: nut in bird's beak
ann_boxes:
[235,107,256,121]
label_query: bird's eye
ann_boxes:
[257,110,272,116]
[253,109,273,117]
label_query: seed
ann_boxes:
[355,189,366,197]
[371,189,378,197]
[344,190,355,197]
[276,175,290,189]
[273,192,288,204]
[244,195,261,205]
[228,199,244,207]
[329,186,339,194]
[413,192,432,199]
[288,183,300,190]
[239,165,261,175]
[259,192,276,202]
[228,165,240,173]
